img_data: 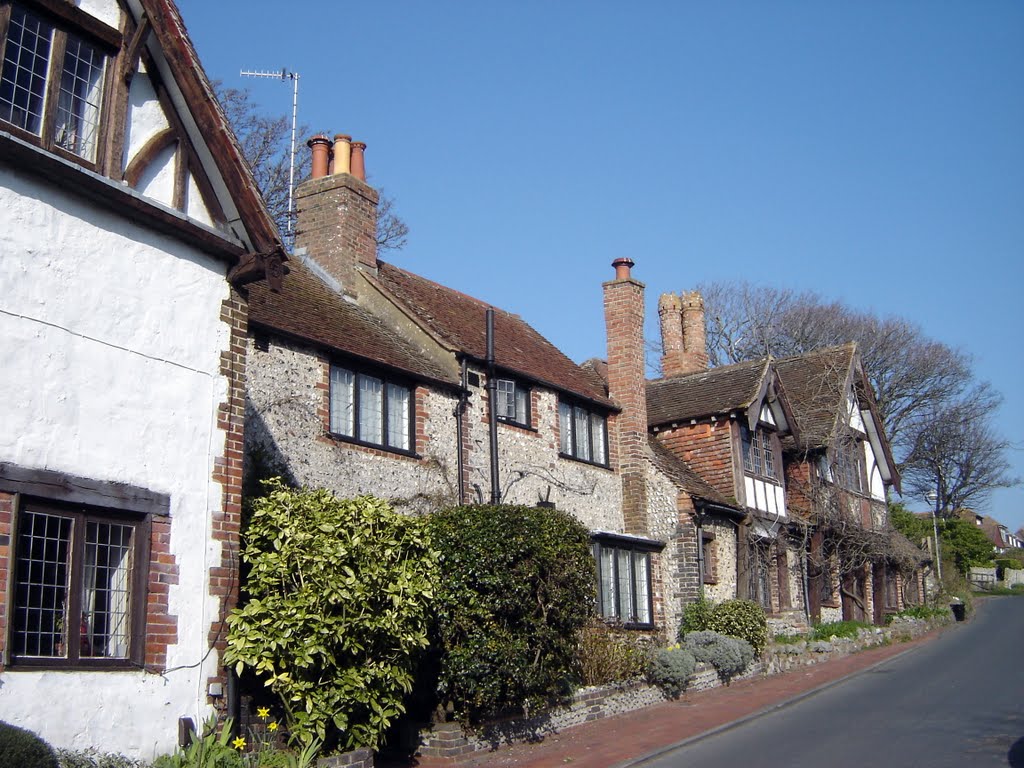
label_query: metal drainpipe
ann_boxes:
[226,666,240,735]
[801,525,812,625]
[454,357,468,505]
[694,505,705,599]
[485,308,500,504]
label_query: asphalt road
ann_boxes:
[639,597,1024,768]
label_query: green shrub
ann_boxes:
[226,480,438,751]
[677,596,714,639]
[428,503,595,723]
[810,620,872,641]
[646,646,697,698]
[0,722,58,768]
[884,604,949,624]
[57,749,150,768]
[683,630,754,683]
[153,716,243,768]
[707,599,768,656]
[771,632,806,645]
[577,620,652,686]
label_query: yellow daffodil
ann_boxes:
[268,722,279,732]
[232,736,246,750]
[256,707,270,719]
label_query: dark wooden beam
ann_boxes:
[0,463,170,517]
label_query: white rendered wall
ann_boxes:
[75,0,121,29]
[0,168,232,759]
[125,70,171,171]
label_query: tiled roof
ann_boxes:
[647,438,737,508]
[375,263,613,407]
[249,259,457,386]
[774,345,857,450]
[646,359,770,427]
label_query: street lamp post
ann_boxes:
[926,491,943,583]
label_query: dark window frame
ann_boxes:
[592,536,659,629]
[0,1,118,170]
[558,397,610,468]
[494,376,531,429]
[833,436,867,495]
[700,530,717,585]
[740,423,780,481]
[9,498,149,669]
[328,361,416,456]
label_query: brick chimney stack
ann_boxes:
[681,291,708,373]
[604,257,649,536]
[658,292,685,377]
[296,133,379,296]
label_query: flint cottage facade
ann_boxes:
[243,139,726,638]
[0,0,284,757]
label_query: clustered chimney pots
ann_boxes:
[306,132,367,181]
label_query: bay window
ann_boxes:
[593,536,658,628]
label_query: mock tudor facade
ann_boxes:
[0,0,284,756]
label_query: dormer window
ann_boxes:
[741,424,778,480]
[495,378,530,428]
[1,4,109,163]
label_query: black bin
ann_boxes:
[950,603,966,622]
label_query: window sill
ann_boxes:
[497,418,537,434]
[323,431,420,459]
[598,618,657,631]
[703,577,718,585]
[744,472,783,485]
[558,452,611,470]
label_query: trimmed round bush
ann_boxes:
[683,630,754,683]
[0,721,58,768]
[646,647,697,699]
[708,599,768,656]
[678,596,714,639]
[428,503,596,723]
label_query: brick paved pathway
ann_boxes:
[410,625,951,768]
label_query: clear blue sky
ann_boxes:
[177,0,1024,532]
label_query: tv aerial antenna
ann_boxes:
[240,68,300,240]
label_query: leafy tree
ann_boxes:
[938,516,995,575]
[426,504,595,723]
[215,84,408,251]
[226,480,439,751]
[889,502,933,546]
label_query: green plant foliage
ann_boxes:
[153,716,244,768]
[428,503,596,722]
[939,517,996,575]
[57,749,151,768]
[884,604,949,624]
[889,503,932,545]
[810,620,872,641]
[707,599,768,656]
[577,620,652,686]
[683,630,754,683]
[646,646,696,699]
[154,716,252,768]
[226,480,439,751]
[0,721,58,768]
[771,632,806,645]
[677,596,714,639]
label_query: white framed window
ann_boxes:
[495,378,530,427]
[593,536,657,627]
[0,3,109,162]
[12,502,146,667]
[329,363,413,452]
[558,399,608,467]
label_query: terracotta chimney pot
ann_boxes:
[307,134,332,180]
[350,141,367,181]
[612,257,635,281]
[333,134,352,176]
